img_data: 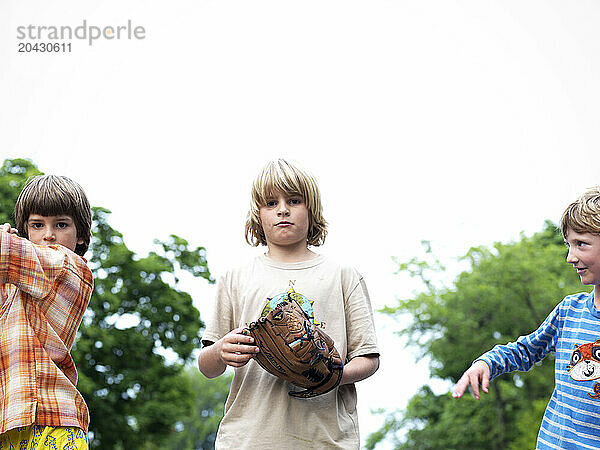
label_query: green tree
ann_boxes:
[79,208,215,448]
[368,224,582,449]
[166,369,232,450]
[0,159,220,449]
[0,158,42,224]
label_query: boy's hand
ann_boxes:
[0,223,18,235]
[452,360,490,400]
[219,327,259,368]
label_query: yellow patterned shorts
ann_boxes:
[0,424,88,450]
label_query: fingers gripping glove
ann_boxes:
[242,299,344,398]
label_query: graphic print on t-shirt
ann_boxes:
[260,282,322,326]
[568,339,600,399]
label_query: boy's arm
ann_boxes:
[0,224,20,306]
[0,228,92,348]
[0,229,63,298]
[198,327,259,378]
[344,273,380,360]
[340,354,379,385]
[452,303,561,399]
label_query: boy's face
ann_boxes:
[259,193,310,249]
[27,214,83,253]
[565,228,600,287]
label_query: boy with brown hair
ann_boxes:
[198,159,380,449]
[453,186,600,449]
[0,175,92,449]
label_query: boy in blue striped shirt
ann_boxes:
[453,186,600,449]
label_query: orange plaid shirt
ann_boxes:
[0,231,93,435]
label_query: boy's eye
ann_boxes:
[289,198,302,205]
[565,240,588,248]
[265,200,277,207]
[29,223,43,229]
[56,222,68,229]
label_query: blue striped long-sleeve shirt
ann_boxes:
[479,292,600,450]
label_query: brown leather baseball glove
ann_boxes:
[242,298,343,398]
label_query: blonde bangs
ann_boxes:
[253,162,305,207]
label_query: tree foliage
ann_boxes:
[0,158,42,224]
[166,369,232,450]
[79,207,215,448]
[0,159,225,449]
[369,224,583,449]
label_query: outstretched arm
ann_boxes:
[197,327,259,378]
[452,360,491,400]
[454,300,564,400]
[340,354,379,385]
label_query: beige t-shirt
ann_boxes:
[202,254,379,449]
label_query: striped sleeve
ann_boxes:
[478,303,562,380]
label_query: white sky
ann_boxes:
[2,1,600,447]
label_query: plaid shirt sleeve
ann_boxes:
[0,230,93,434]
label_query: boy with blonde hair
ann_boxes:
[453,186,600,448]
[198,159,379,449]
[0,175,92,449]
